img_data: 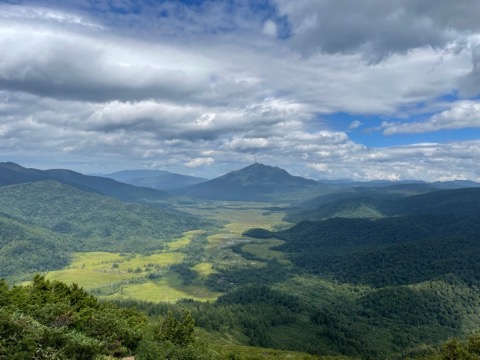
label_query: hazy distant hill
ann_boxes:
[175,163,326,201]
[0,162,168,202]
[318,178,479,189]
[98,169,207,190]
[286,186,480,222]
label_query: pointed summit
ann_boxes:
[176,163,321,201]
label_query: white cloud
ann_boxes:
[307,163,330,172]
[227,138,269,151]
[382,100,480,134]
[274,0,480,60]
[185,157,214,168]
[349,120,362,130]
[262,20,277,37]
[1,1,480,181]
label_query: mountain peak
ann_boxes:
[176,163,320,201]
[0,162,27,170]
[238,163,289,174]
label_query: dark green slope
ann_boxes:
[265,213,480,287]
[0,216,71,279]
[0,181,211,279]
[287,186,480,222]
[0,180,206,250]
[0,162,168,202]
[175,163,325,201]
[237,206,480,356]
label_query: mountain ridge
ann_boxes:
[0,162,168,202]
[97,169,208,190]
[174,163,324,201]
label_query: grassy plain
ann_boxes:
[177,201,290,268]
[45,201,291,303]
[241,239,290,264]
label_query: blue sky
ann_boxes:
[1,0,480,181]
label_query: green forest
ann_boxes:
[2,164,480,358]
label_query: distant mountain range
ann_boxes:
[96,169,207,190]
[0,162,168,202]
[2,161,479,204]
[286,185,480,222]
[319,178,480,189]
[174,163,325,201]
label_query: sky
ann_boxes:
[1,0,480,181]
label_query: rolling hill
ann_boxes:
[0,180,212,279]
[286,186,480,222]
[98,169,207,190]
[0,162,168,202]
[175,163,327,201]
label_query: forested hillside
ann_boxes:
[286,187,480,222]
[0,275,328,360]
[235,187,480,357]
[2,164,480,358]
[0,181,211,280]
[0,162,168,202]
[175,163,327,201]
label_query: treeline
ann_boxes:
[285,187,480,222]
[116,274,480,359]
[0,275,220,360]
[0,217,72,279]
[0,276,326,360]
[2,274,477,359]
[268,214,480,287]
[0,181,215,281]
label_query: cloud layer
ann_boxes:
[1,1,480,181]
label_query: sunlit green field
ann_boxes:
[241,239,291,264]
[45,201,290,303]
[166,229,206,250]
[46,252,184,288]
[105,272,221,302]
[177,201,290,268]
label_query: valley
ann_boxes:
[2,162,480,359]
[44,201,291,303]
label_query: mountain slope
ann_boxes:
[175,163,325,201]
[0,216,71,278]
[99,169,207,190]
[0,181,211,279]
[287,187,480,222]
[0,162,168,202]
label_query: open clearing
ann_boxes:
[45,201,290,303]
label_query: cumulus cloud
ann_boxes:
[275,0,480,60]
[262,20,278,37]
[382,100,480,134]
[1,1,480,181]
[0,21,215,103]
[349,120,362,130]
[458,42,480,96]
[185,157,215,168]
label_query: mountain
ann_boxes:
[240,188,480,356]
[0,180,210,279]
[251,209,480,287]
[98,169,207,190]
[175,163,327,201]
[286,186,480,222]
[0,215,71,279]
[318,178,480,189]
[0,162,168,202]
